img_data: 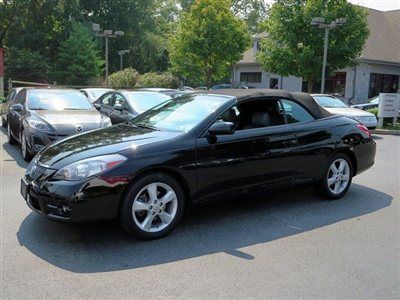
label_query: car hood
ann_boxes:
[36,124,181,168]
[34,110,102,125]
[323,107,374,117]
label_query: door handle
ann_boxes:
[283,140,297,147]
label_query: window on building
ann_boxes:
[240,72,262,83]
[369,73,399,98]
[270,78,279,89]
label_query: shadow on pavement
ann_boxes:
[17,183,392,273]
[1,126,29,169]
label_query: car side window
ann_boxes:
[281,100,314,124]
[114,94,131,112]
[99,92,114,106]
[16,90,26,105]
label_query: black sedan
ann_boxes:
[21,89,376,239]
[7,88,112,161]
[95,90,171,124]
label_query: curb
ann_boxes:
[371,129,400,135]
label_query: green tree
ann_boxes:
[55,23,103,85]
[108,68,139,88]
[170,0,250,87]
[257,0,369,92]
[4,47,49,82]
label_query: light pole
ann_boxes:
[118,50,130,70]
[310,17,347,93]
[92,23,124,85]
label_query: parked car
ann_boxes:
[95,90,171,124]
[1,87,24,127]
[312,94,377,129]
[21,89,376,239]
[80,88,114,102]
[211,83,233,90]
[138,88,189,99]
[351,95,381,111]
[7,88,111,161]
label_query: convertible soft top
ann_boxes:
[201,89,332,119]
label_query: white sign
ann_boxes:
[377,93,400,118]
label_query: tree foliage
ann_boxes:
[55,23,103,85]
[137,72,180,88]
[257,0,369,91]
[169,0,251,87]
[108,68,139,88]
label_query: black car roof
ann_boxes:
[200,89,332,119]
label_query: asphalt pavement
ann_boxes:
[1,127,399,299]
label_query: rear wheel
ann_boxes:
[119,173,185,239]
[7,123,17,145]
[314,153,353,200]
[1,116,6,128]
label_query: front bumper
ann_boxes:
[25,127,68,154]
[21,165,130,222]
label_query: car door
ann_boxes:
[195,99,298,202]
[110,93,135,124]
[96,92,115,119]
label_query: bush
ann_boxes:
[137,72,180,89]
[108,68,139,89]
[367,108,378,116]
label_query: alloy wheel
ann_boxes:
[327,158,350,195]
[131,182,178,233]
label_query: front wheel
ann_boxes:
[21,130,33,161]
[119,173,185,239]
[314,153,353,200]
[7,123,17,145]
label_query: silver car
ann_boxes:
[312,94,377,129]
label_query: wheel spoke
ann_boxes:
[132,201,149,212]
[159,211,173,225]
[334,181,340,193]
[146,183,158,202]
[328,176,336,186]
[330,164,338,174]
[141,213,155,230]
[160,191,175,204]
[338,160,345,172]
[342,174,349,181]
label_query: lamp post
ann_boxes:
[310,17,347,93]
[92,23,124,85]
[118,50,130,70]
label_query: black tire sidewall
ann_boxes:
[319,153,353,200]
[119,173,185,239]
[21,130,32,161]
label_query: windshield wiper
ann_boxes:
[133,123,160,131]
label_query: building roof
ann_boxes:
[236,8,400,66]
[201,89,332,119]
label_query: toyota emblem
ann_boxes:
[75,125,84,133]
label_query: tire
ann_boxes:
[313,153,353,200]
[1,117,6,128]
[21,129,33,162]
[119,173,185,240]
[7,123,17,145]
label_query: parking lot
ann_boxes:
[1,127,399,299]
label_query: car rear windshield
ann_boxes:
[313,96,348,108]
[131,94,231,132]
[28,90,93,110]
[123,92,171,113]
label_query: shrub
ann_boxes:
[137,72,180,89]
[108,68,139,89]
[367,108,378,116]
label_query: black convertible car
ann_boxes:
[21,89,376,239]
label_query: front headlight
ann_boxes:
[101,116,112,127]
[52,154,127,181]
[27,119,52,131]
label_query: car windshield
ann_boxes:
[28,90,93,110]
[370,96,379,104]
[123,92,171,113]
[90,89,111,98]
[314,96,348,108]
[131,94,231,132]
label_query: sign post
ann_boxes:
[377,93,400,128]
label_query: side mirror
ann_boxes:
[208,121,235,136]
[94,103,101,110]
[10,103,24,112]
[113,103,124,111]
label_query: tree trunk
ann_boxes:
[307,79,314,93]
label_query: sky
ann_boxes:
[266,0,400,11]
